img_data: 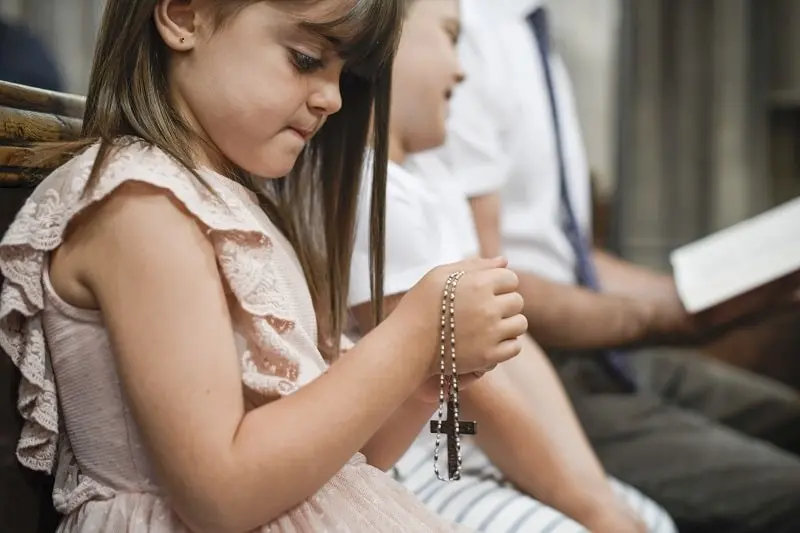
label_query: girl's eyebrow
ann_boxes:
[293,10,375,56]
[295,21,345,51]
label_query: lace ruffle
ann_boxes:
[0,140,315,511]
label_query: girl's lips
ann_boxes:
[288,126,314,141]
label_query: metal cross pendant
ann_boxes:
[430,397,477,479]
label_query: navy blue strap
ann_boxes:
[527,8,636,390]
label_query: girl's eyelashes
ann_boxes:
[443,20,461,45]
[448,29,460,45]
[290,50,325,73]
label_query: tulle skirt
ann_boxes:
[57,454,472,533]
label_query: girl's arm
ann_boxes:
[351,295,438,470]
[359,395,438,471]
[65,184,437,533]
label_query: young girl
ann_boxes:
[348,1,676,532]
[0,1,530,532]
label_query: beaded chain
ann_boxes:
[432,271,466,481]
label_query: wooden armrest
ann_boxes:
[0,81,86,533]
[0,106,82,144]
[0,81,84,119]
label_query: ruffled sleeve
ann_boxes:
[0,140,323,478]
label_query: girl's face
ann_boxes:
[390,0,463,155]
[155,0,348,177]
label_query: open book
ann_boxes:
[671,197,800,317]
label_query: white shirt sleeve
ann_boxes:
[348,164,454,306]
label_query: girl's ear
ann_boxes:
[154,0,202,51]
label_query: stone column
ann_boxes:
[615,0,667,269]
[614,0,767,270]
[709,0,769,230]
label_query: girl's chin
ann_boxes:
[233,146,304,179]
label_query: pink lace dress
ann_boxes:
[0,141,470,532]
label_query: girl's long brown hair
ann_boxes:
[40,0,405,358]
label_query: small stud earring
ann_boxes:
[180,37,186,44]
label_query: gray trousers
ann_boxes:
[554,349,800,533]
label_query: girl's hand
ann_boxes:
[394,256,528,377]
[413,373,487,404]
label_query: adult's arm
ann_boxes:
[513,269,660,350]
[463,335,643,532]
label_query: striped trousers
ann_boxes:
[395,437,676,533]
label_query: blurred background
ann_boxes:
[2,0,799,382]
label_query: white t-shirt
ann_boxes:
[410,0,591,285]
[348,159,479,306]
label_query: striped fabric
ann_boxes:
[395,436,676,533]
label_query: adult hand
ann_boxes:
[654,272,800,346]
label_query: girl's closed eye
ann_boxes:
[290,50,324,73]
[448,30,460,45]
[445,23,460,45]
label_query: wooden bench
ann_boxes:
[0,80,85,533]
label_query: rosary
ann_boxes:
[430,271,477,481]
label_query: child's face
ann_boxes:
[157,0,349,178]
[390,0,463,155]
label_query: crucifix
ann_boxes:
[430,397,477,480]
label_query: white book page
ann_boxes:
[670,197,800,313]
